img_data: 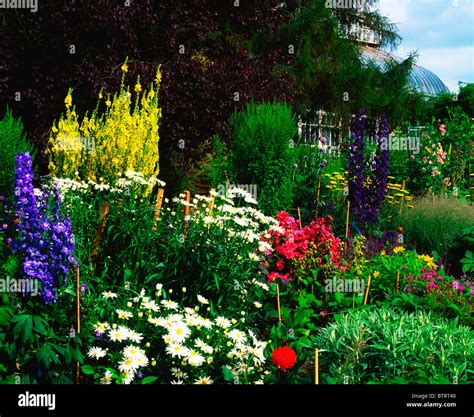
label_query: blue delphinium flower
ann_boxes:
[13,152,75,304]
[349,111,390,225]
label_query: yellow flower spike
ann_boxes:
[64,94,72,108]
[105,99,111,107]
[121,63,128,73]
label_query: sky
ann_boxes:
[377,0,473,92]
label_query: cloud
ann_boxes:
[378,0,473,92]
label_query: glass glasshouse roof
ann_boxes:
[361,47,450,96]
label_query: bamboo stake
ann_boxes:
[314,348,319,385]
[276,283,281,322]
[363,275,372,305]
[91,201,110,265]
[208,188,216,216]
[396,270,400,293]
[297,207,302,228]
[182,191,191,237]
[154,188,165,219]
[345,200,350,239]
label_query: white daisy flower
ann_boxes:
[125,329,143,343]
[197,295,209,305]
[166,343,190,358]
[166,313,185,323]
[142,299,160,312]
[102,291,117,299]
[168,322,191,344]
[228,329,246,343]
[194,377,214,384]
[186,350,205,367]
[215,317,231,329]
[123,345,144,359]
[171,379,184,384]
[148,317,161,326]
[116,310,133,320]
[171,367,187,378]
[101,370,113,384]
[119,357,139,373]
[87,346,107,360]
[135,353,149,368]
[161,299,179,310]
[108,328,127,342]
[94,322,110,334]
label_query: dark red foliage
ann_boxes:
[0,1,297,186]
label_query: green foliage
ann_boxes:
[0,108,36,198]
[460,250,474,275]
[0,291,84,383]
[398,196,474,256]
[228,101,297,215]
[289,144,326,223]
[315,306,473,383]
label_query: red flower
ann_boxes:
[276,260,285,271]
[272,346,296,370]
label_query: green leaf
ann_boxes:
[0,305,13,326]
[142,376,158,384]
[81,365,95,375]
[12,314,33,343]
[222,366,234,382]
[36,344,59,368]
[32,315,47,334]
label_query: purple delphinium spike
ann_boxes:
[12,152,76,304]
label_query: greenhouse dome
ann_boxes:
[361,46,450,96]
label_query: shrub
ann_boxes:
[47,63,162,190]
[316,306,473,384]
[398,196,474,256]
[228,102,297,215]
[0,108,36,199]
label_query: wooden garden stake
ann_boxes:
[297,207,302,228]
[91,201,110,266]
[154,188,165,219]
[208,188,216,216]
[363,275,372,305]
[396,270,400,293]
[314,348,319,385]
[345,200,350,239]
[183,191,191,237]
[152,187,165,231]
[276,283,281,322]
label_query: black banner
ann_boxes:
[0,384,472,417]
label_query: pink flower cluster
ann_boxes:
[405,268,473,295]
[261,211,343,284]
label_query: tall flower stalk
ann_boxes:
[13,152,75,304]
[349,110,390,225]
[348,109,366,221]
